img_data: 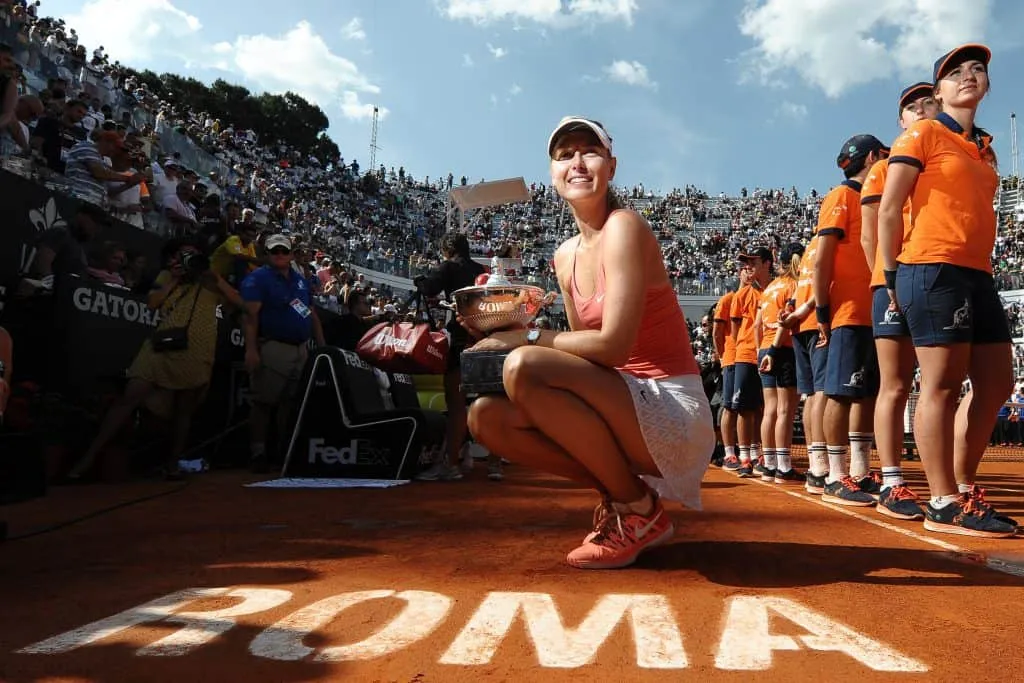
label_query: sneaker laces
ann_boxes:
[865,471,882,485]
[839,475,862,492]
[591,498,614,530]
[589,511,631,550]
[890,484,920,501]
[959,493,994,520]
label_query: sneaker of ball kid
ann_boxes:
[805,472,827,495]
[822,476,876,507]
[876,484,925,521]
[774,468,805,484]
[857,471,883,499]
[964,485,1019,529]
[415,463,463,482]
[923,495,1017,538]
[722,455,741,472]
[736,463,754,478]
[567,500,674,570]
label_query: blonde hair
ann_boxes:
[782,252,801,280]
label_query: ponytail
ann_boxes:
[784,253,801,280]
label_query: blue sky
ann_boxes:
[42,0,1024,195]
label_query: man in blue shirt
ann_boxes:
[241,234,326,470]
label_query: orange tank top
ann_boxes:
[570,237,699,380]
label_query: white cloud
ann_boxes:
[342,17,367,41]
[489,93,499,107]
[487,43,507,59]
[463,53,475,66]
[604,60,657,89]
[778,101,808,121]
[218,21,387,122]
[64,0,202,63]
[738,0,993,97]
[439,0,636,27]
[509,83,523,96]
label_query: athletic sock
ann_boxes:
[849,432,873,479]
[763,448,778,470]
[751,443,762,465]
[825,445,848,484]
[738,445,752,464]
[957,482,973,494]
[810,442,828,477]
[881,466,904,491]
[776,447,792,472]
[725,445,737,461]
[930,494,960,509]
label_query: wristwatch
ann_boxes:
[526,329,541,345]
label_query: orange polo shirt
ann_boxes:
[759,276,797,349]
[860,158,914,289]
[794,234,819,335]
[815,180,872,329]
[714,291,737,367]
[889,114,998,273]
[730,284,762,365]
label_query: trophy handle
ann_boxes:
[438,300,457,311]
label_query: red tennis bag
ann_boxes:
[356,321,449,375]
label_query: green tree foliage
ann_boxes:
[122,68,340,161]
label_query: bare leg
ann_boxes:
[915,344,971,497]
[955,342,1013,485]
[69,379,156,477]
[874,337,916,469]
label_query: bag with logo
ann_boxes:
[356,320,449,375]
[151,285,201,353]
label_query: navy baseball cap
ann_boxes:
[898,82,933,109]
[780,242,805,263]
[933,43,991,83]
[738,244,773,262]
[837,135,889,170]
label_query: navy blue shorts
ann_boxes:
[896,263,1011,346]
[758,347,798,389]
[796,329,829,394]
[872,286,909,339]
[824,325,879,399]
[732,362,764,411]
[793,330,815,395]
[722,365,736,411]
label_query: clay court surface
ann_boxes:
[2,454,1024,683]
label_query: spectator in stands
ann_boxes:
[30,98,87,172]
[163,180,198,233]
[65,129,142,202]
[466,117,714,569]
[210,220,259,285]
[67,239,244,481]
[413,231,487,481]
[1,93,40,156]
[242,233,325,471]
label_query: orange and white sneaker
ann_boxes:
[567,499,674,570]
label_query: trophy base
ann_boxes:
[460,349,511,396]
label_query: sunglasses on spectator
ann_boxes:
[269,247,292,255]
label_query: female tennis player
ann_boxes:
[466,116,715,569]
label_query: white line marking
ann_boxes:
[738,477,1024,578]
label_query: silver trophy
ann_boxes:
[441,273,556,395]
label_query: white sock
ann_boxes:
[826,445,848,484]
[725,445,737,461]
[810,442,828,477]
[751,443,762,464]
[777,447,792,472]
[763,448,778,469]
[739,445,752,464]
[849,432,873,479]
[881,466,903,491]
[930,494,959,509]
[957,482,973,494]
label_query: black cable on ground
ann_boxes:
[1,420,249,543]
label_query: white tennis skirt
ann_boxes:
[618,372,715,511]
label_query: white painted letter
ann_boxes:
[439,592,687,669]
[716,596,928,672]
[250,590,452,662]
[18,587,291,656]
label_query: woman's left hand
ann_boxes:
[470,330,527,353]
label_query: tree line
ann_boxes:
[124,68,342,163]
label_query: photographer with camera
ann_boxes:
[66,239,243,481]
